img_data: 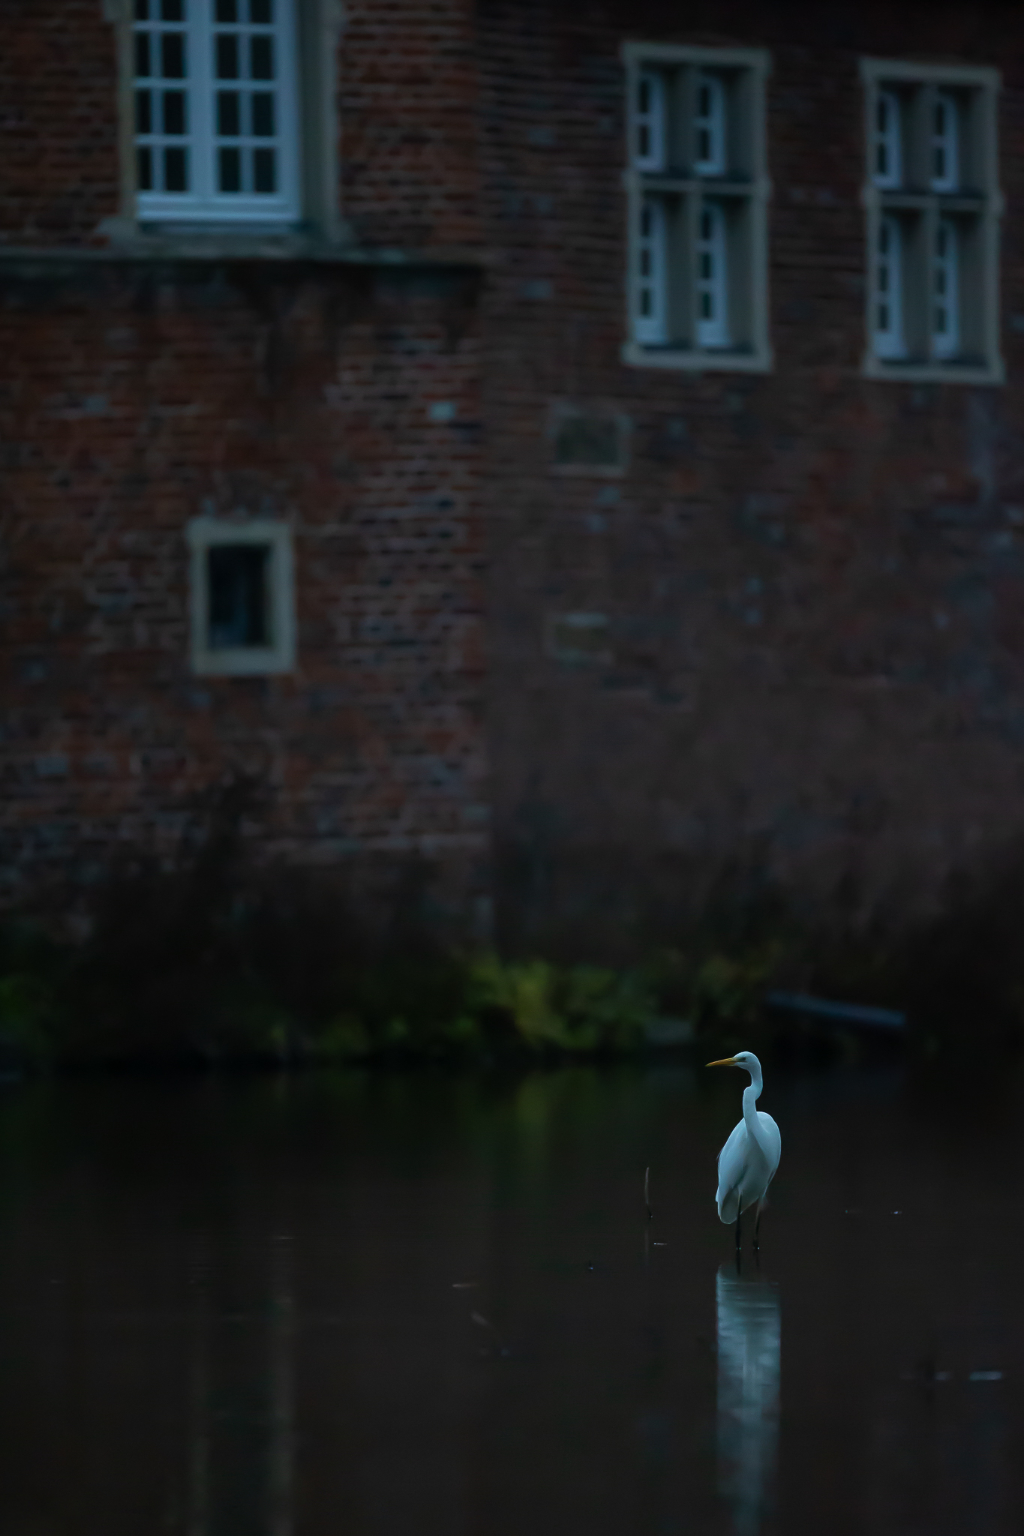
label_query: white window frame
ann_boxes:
[635,196,668,343]
[634,69,667,173]
[933,216,960,357]
[187,519,296,676]
[694,72,727,176]
[873,214,905,358]
[931,90,960,192]
[872,88,903,189]
[861,58,1002,384]
[696,199,729,347]
[132,0,301,224]
[622,42,771,374]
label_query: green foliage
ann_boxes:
[316,1014,373,1062]
[646,942,784,1038]
[689,946,784,1028]
[0,973,55,1066]
[0,878,798,1069]
[467,956,654,1054]
[0,928,659,1068]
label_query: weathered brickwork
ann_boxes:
[478,0,1024,948]
[0,259,488,919]
[340,0,482,249]
[0,2,120,246]
[4,0,1024,946]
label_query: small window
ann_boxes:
[635,197,668,343]
[862,59,1001,382]
[932,217,960,357]
[873,89,902,188]
[635,69,666,172]
[694,73,726,176]
[208,544,271,648]
[874,214,905,358]
[696,200,729,347]
[132,0,300,222]
[623,42,770,373]
[931,91,959,192]
[187,519,295,675]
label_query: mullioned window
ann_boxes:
[862,58,1002,383]
[622,42,772,374]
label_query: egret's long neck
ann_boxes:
[742,1063,768,1154]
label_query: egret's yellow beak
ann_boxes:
[706,1056,738,1068]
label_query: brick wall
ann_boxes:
[0,0,483,254]
[478,0,1024,950]
[0,258,488,924]
[5,0,1024,951]
[0,0,491,933]
[339,0,482,249]
[0,1,120,246]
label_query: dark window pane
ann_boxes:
[250,0,273,21]
[161,31,185,78]
[250,35,274,80]
[164,145,188,191]
[251,92,274,137]
[217,91,241,136]
[219,145,242,192]
[135,88,152,134]
[216,0,238,20]
[134,31,151,77]
[253,147,276,192]
[134,0,149,19]
[216,33,239,79]
[137,145,153,190]
[162,90,186,135]
[160,0,184,19]
[208,546,270,648]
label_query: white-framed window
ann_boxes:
[873,214,904,358]
[872,89,903,189]
[635,197,668,343]
[187,519,296,675]
[623,42,771,373]
[694,72,726,176]
[932,91,960,192]
[933,217,960,357]
[132,0,301,223]
[696,200,729,347]
[861,59,1002,383]
[635,69,666,172]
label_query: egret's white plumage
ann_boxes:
[707,1051,781,1236]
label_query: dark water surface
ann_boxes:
[0,1061,1020,1535]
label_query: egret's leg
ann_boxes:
[735,1205,742,1253]
[754,1205,761,1252]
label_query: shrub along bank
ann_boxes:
[0,872,794,1070]
[5,827,1023,1071]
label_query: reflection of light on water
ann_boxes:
[716,1267,780,1536]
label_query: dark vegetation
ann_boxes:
[0,781,1020,1072]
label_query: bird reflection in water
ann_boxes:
[716,1266,780,1536]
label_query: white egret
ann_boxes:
[707,1052,781,1251]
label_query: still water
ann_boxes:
[0,1061,1020,1535]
